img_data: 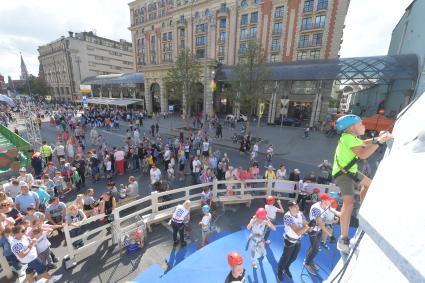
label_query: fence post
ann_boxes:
[240,181,245,195]
[63,224,77,269]
[151,191,159,213]
[266,179,273,196]
[111,209,121,245]
[0,247,13,279]
[212,178,218,201]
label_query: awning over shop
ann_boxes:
[82,98,143,107]
[81,72,144,86]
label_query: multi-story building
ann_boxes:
[38,31,134,102]
[0,74,7,94]
[128,0,349,118]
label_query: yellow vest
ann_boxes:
[40,145,52,157]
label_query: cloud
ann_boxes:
[0,0,132,79]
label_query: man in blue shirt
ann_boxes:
[15,182,40,213]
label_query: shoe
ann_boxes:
[276,269,283,281]
[321,241,330,250]
[284,268,293,280]
[311,262,320,271]
[52,256,59,263]
[337,237,350,254]
[252,260,257,269]
[329,235,336,243]
[48,274,63,283]
[304,263,317,275]
[47,263,57,269]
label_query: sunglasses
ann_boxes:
[1,203,9,207]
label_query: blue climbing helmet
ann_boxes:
[202,205,210,213]
[335,114,362,132]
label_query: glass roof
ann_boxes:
[215,54,419,85]
[81,72,144,85]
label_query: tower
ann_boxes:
[20,53,29,80]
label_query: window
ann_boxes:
[162,33,168,41]
[218,45,225,56]
[196,23,207,33]
[297,51,307,60]
[251,12,258,23]
[240,0,248,8]
[298,34,309,47]
[249,27,257,38]
[312,33,323,46]
[315,15,326,28]
[317,0,328,10]
[239,42,247,54]
[86,45,95,51]
[270,55,278,62]
[254,0,262,4]
[240,29,248,40]
[196,49,205,58]
[275,6,284,18]
[196,35,206,46]
[219,31,226,42]
[271,39,280,51]
[310,49,321,59]
[241,14,248,25]
[272,22,283,34]
[219,18,226,29]
[168,32,173,41]
[304,0,314,13]
[302,17,312,30]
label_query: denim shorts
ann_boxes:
[26,257,46,274]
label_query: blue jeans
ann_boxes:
[70,227,84,247]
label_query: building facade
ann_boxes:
[38,31,134,102]
[128,0,349,120]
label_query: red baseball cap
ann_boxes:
[320,193,333,202]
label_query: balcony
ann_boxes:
[298,41,322,48]
[217,7,228,18]
[177,19,186,29]
[301,22,326,31]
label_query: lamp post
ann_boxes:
[203,14,215,128]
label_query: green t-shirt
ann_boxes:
[332,133,363,176]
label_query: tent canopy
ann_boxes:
[83,98,143,107]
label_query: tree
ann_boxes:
[226,40,270,117]
[164,49,202,120]
[17,76,50,97]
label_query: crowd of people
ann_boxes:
[0,98,389,282]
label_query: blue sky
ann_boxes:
[0,0,413,80]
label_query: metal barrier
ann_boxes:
[0,247,13,280]
[61,178,339,267]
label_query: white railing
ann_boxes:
[0,179,339,273]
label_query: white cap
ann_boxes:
[19,181,28,188]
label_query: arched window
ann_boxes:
[240,0,248,8]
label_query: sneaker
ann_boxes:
[321,241,330,250]
[276,269,283,281]
[337,237,350,254]
[48,274,63,283]
[47,263,57,269]
[304,263,317,276]
[284,268,293,280]
[52,256,59,263]
[311,262,320,271]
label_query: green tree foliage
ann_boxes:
[164,49,202,119]
[226,40,269,114]
[17,76,50,96]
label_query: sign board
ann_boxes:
[80,84,91,93]
[168,105,174,113]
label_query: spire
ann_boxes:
[20,52,29,80]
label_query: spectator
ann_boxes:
[15,182,40,213]
[10,225,62,283]
[83,189,97,217]
[73,194,84,210]
[150,164,162,190]
[17,167,34,187]
[276,165,287,180]
[40,141,53,163]
[0,226,24,276]
[45,197,66,233]
[32,181,50,212]
[106,182,119,202]
[114,147,125,175]
[22,206,44,223]
[31,152,44,179]
[66,204,87,248]
[264,165,276,180]
[42,174,56,197]
[72,155,86,188]
[53,142,66,163]
[99,192,116,222]
[4,178,20,200]
[126,176,139,198]
[169,200,191,246]
[317,160,332,184]
[192,156,202,184]
[89,152,100,182]
[1,199,22,224]
[32,227,56,269]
